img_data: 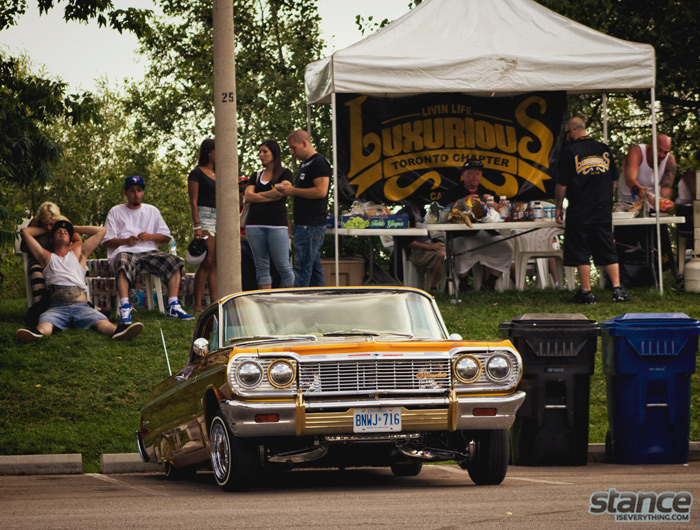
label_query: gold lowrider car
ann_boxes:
[137,287,525,491]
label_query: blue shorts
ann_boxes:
[39,302,107,330]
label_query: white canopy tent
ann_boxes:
[305,0,665,290]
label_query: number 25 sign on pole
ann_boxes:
[213,0,241,294]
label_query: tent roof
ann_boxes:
[305,0,655,104]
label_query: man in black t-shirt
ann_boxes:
[555,117,631,304]
[278,129,331,287]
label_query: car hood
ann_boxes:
[230,336,516,356]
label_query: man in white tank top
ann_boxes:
[619,134,676,203]
[615,134,678,286]
[16,220,143,342]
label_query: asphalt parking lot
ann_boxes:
[1,462,698,529]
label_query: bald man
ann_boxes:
[616,134,678,285]
[618,134,676,203]
[555,117,631,304]
[277,130,331,287]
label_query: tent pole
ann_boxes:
[331,92,340,286]
[650,87,663,294]
[306,104,312,136]
[602,93,608,143]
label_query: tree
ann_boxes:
[15,77,191,249]
[0,1,152,188]
[0,1,153,248]
[538,0,700,170]
[125,0,329,173]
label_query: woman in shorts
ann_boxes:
[188,138,217,313]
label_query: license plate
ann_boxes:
[353,407,401,433]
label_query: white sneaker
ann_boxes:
[166,301,194,320]
[119,302,133,324]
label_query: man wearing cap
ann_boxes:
[103,175,193,323]
[446,158,513,292]
[16,221,143,342]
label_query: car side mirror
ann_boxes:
[448,333,462,340]
[193,337,209,357]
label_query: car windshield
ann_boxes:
[222,289,446,344]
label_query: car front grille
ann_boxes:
[298,358,451,395]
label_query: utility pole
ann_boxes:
[213,0,241,295]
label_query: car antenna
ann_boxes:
[157,322,172,376]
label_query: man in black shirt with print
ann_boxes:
[555,117,631,304]
[278,129,331,287]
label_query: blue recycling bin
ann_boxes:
[601,313,699,464]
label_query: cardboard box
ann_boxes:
[341,214,409,229]
[321,258,366,286]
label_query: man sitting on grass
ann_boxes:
[16,220,143,342]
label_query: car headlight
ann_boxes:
[486,355,511,381]
[237,361,263,387]
[267,359,296,388]
[453,354,481,383]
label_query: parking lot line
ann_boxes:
[86,473,169,496]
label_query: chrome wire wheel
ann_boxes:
[209,412,256,491]
[210,416,231,484]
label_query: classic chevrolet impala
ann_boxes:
[137,287,525,491]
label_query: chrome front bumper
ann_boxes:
[220,391,526,437]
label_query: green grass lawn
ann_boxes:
[1,280,698,472]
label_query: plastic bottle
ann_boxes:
[168,239,177,255]
[533,201,543,221]
[484,194,497,212]
[498,196,511,221]
[526,202,534,221]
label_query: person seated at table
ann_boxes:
[394,201,446,292]
[443,158,513,292]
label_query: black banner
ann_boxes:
[336,92,567,205]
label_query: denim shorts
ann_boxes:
[199,206,216,235]
[40,302,107,330]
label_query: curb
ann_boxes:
[100,453,163,474]
[1,444,698,475]
[0,454,83,475]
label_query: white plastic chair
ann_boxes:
[512,205,575,290]
[144,274,165,313]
